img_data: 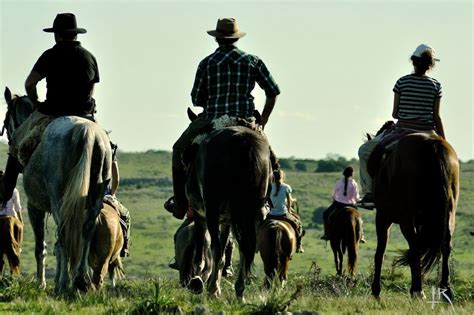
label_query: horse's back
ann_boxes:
[258,219,296,256]
[374,133,458,211]
[195,126,271,208]
[24,116,112,211]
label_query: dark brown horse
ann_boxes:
[186,125,271,300]
[0,216,23,276]
[368,131,459,299]
[328,207,362,276]
[89,204,124,289]
[257,218,296,288]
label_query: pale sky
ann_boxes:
[1,0,473,161]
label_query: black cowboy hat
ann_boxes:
[43,13,87,34]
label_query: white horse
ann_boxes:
[4,88,112,292]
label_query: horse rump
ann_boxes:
[392,135,459,274]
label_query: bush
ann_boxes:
[294,162,307,172]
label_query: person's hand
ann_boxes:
[261,116,268,129]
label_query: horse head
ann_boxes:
[3,87,34,141]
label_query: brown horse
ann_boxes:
[257,218,296,288]
[328,207,362,276]
[0,216,23,276]
[368,132,459,299]
[186,126,271,300]
[89,204,124,289]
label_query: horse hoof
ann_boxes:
[73,277,90,293]
[411,291,426,300]
[188,276,204,295]
[440,287,455,304]
[39,282,47,290]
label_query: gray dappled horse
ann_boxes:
[367,126,459,300]
[3,88,112,292]
[185,113,271,300]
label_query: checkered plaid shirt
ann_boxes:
[191,45,280,119]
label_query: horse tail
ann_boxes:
[58,123,95,272]
[274,226,284,272]
[397,138,453,274]
[109,257,125,281]
[231,130,270,277]
[346,212,359,276]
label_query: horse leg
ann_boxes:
[440,228,454,303]
[28,205,47,289]
[399,224,424,298]
[74,201,102,292]
[330,240,342,276]
[192,217,206,277]
[372,216,391,298]
[207,221,227,298]
[92,258,109,290]
[54,240,70,293]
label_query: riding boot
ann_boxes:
[164,167,188,219]
[223,240,234,277]
[120,237,130,257]
[320,218,330,240]
[0,155,22,203]
[296,236,304,253]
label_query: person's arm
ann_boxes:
[13,190,23,223]
[261,96,277,128]
[392,92,400,119]
[110,160,120,196]
[286,192,292,211]
[25,71,44,110]
[433,97,445,139]
[255,58,280,128]
[191,63,208,108]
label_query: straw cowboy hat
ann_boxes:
[43,13,87,34]
[207,18,246,39]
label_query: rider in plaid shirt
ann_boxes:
[165,18,281,219]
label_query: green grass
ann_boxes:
[0,144,473,313]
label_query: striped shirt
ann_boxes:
[191,45,281,119]
[393,74,442,128]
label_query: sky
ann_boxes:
[1,0,473,161]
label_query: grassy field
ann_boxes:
[0,145,473,313]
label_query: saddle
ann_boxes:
[103,195,128,232]
[368,123,437,179]
[183,111,264,168]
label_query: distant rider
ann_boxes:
[267,169,305,253]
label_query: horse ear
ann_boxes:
[4,87,12,105]
[366,133,372,141]
[187,107,197,122]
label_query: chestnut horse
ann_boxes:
[0,216,23,276]
[368,131,459,299]
[257,218,296,288]
[328,206,362,276]
[89,204,124,289]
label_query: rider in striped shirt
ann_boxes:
[358,44,445,207]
